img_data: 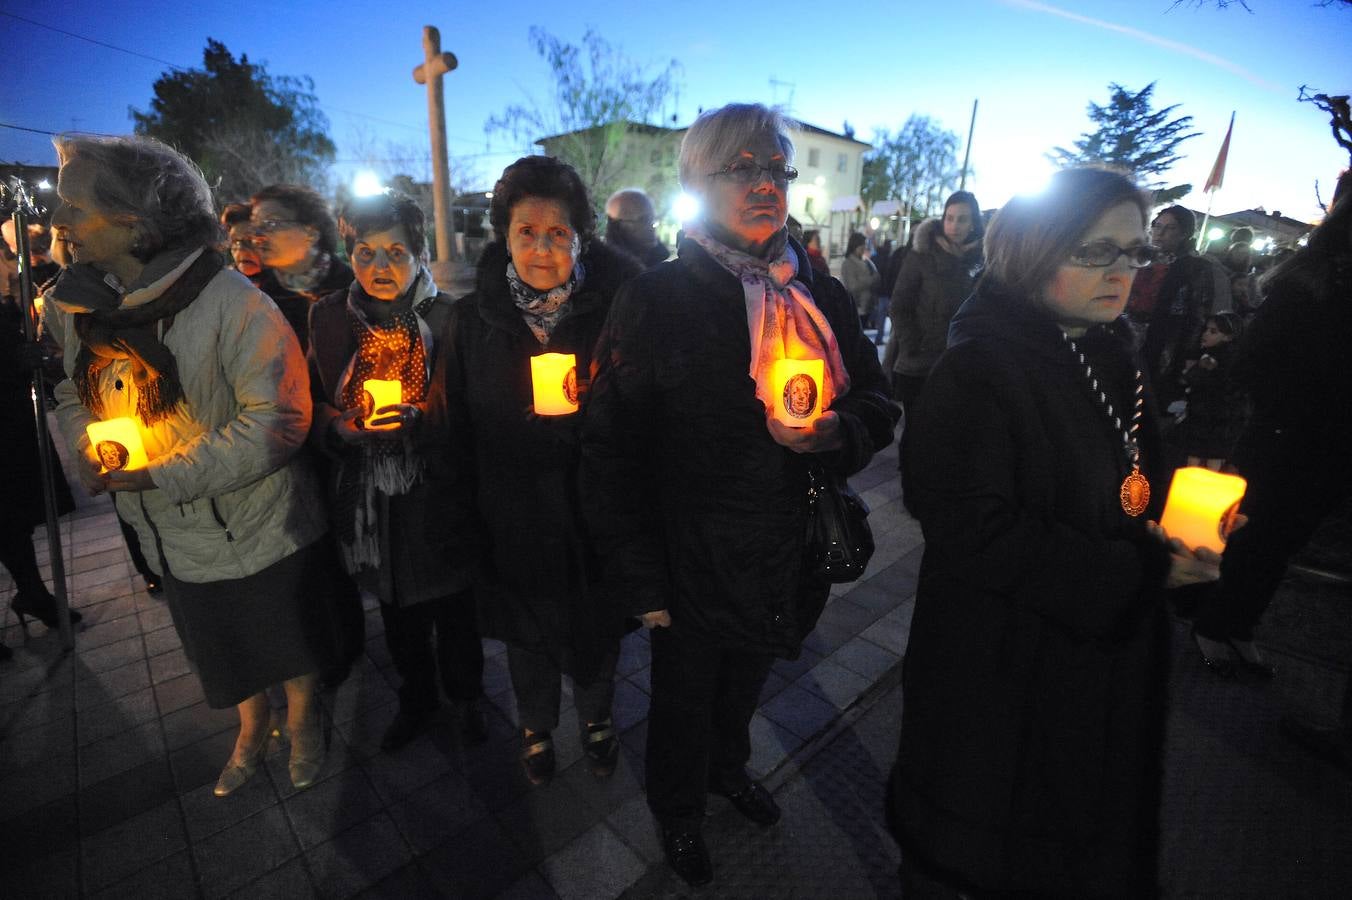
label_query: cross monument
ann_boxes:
[413,25,459,265]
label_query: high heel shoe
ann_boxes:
[1191,627,1236,678]
[0,642,12,662]
[10,592,82,630]
[289,708,330,790]
[1225,638,1277,679]
[214,737,267,797]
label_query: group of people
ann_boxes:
[5,95,1349,895]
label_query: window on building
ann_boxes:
[837,153,848,173]
[808,148,820,167]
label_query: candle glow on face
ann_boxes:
[530,353,579,416]
[770,358,824,427]
[86,417,149,472]
[1160,467,1248,553]
[362,379,403,430]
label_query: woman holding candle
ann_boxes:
[308,192,486,751]
[44,134,341,797]
[425,156,640,786]
[581,104,898,887]
[886,167,1221,897]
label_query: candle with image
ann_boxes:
[770,358,824,427]
[86,417,150,473]
[1160,467,1248,553]
[362,379,403,431]
[531,353,579,416]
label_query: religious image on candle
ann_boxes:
[531,353,579,416]
[86,417,150,472]
[770,358,824,427]
[1159,467,1248,553]
[362,379,403,431]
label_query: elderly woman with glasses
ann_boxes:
[581,103,898,887]
[249,183,353,353]
[426,156,641,788]
[887,167,1221,898]
[43,135,344,798]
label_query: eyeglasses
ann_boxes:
[229,239,255,251]
[707,160,798,185]
[1067,240,1158,269]
[251,218,304,234]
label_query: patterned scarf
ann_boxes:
[47,248,224,425]
[333,268,438,573]
[275,249,333,296]
[684,224,850,416]
[506,258,585,345]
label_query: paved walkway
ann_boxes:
[0,421,920,899]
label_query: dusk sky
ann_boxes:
[2,0,1348,222]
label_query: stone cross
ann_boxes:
[413,25,459,263]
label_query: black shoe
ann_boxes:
[713,780,781,827]
[0,642,11,662]
[661,826,712,887]
[1226,638,1277,679]
[520,729,555,785]
[143,575,163,596]
[10,592,82,630]
[1190,627,1236,678]
[451,699,488,747]
[381,705,434,752]
[582,719,619,778]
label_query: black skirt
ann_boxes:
[164,538,347,708]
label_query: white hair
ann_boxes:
[678,103,795,194]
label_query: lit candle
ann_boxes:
[362,379,403,431]
[531,353,579,416]
[770,358,825,427]
[86,417,150,472]
[1160,467,1248,553]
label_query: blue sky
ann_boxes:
[1,0,1348,221]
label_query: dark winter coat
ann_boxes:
[307,282,476,608]
[1143,252,1218,405]
[888,218,983,377]
[889,282,1172,897]
[1,300,74,530]
[257,257,354,354]
[1174,340,1248,460]
[424,240,641,675]
[580,236,898,658]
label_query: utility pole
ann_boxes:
[959,99,978,191]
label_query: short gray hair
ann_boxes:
[678,103,795,193]
[53,134,222,262]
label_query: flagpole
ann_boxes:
[1195,112,1235,253]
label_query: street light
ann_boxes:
[353,171,385,197]
[673,193,701,222]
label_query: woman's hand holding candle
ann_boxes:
[331,403,422,444]
[104,468,155,493]
[766,409,843,454]
[1145,518,1246,589]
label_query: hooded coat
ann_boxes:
[580,236,898,658]
[888,218,983,377]
[889,281,1172,897]
[423,239,640,676]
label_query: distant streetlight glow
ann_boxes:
[353,171,385,197]
[36,179,52,190]
[673,192,701,222]
[1208,227,1225,242]
[869,217,880,230]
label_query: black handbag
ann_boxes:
[805,461,875,583]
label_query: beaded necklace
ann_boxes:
[1062,331,1150,516]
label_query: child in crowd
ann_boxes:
[1173,311,1248,470]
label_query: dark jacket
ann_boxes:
[307,280,474,607]
[889,219,982,377]
[1143,252,1217,405]
[424,240,641,673]
[257,256,354,354]
[890,283,1172,897]
[580,236,898,658]
[1174,340,1248,460]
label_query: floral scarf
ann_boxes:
[506,258,585,345]
[684,224,850,416]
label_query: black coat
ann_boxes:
[580,237,898,658]
[1,300,74,530]
[889,283,1172,897]
[888,219,983,377]
[257,257,354,355]
[424,240,641,674]
[307,284,476,608]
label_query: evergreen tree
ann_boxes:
[131,39,335,201]
[1049,82,1198,192]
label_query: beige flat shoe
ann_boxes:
[214,740,266,797]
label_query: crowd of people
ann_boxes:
[2,98,1349,895]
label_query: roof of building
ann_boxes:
[536,118,872,148]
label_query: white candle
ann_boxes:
[362,379,403,431]
[770,358,825,427]
[86,417,150,472]
[531,353,579,416]
[1160,467,1248,553]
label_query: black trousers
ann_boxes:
[645,623,775,830]
[1196,442,1351,642]
[380,589,484,713]
[506,643,618,734]
[116,510,155,582]
[0,519,45,598]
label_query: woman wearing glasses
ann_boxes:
[887,167,1219,897]
[581,103,897,887]
[249,184,353,352]
[425,156,640,787]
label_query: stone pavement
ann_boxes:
[0,419,921,899]
[6,418,1351,899]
